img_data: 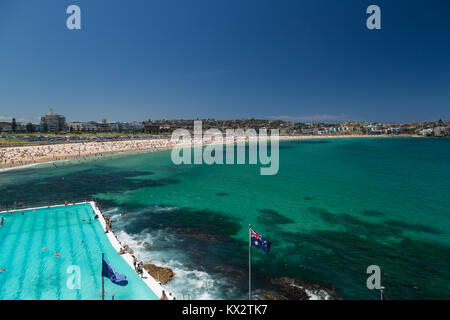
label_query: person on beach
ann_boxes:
[160,290,168,300]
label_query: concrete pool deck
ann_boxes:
[0,201,175,300]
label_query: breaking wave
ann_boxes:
[108,207,234,300]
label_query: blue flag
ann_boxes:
[102,258,128,286]
[251,229,271,255]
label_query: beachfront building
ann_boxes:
[98,118,109,131]
[67,122,84,132]
[122,121,145,132]
[433,127,445,136]
[144,121,161,134]
[419,128,433,136]
[0,122,11,132]
[41,108,66,132]
[67,121,101,132]
[83,121,100,132]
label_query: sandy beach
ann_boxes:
[0,134,407,170]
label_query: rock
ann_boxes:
[142,263,174,284]
[271,277,309,300]
[269,277,341,300]
[191,233,222,243]
[213,266,245,284]
[136,241,152,248]
[123,244,134,255]
[142,242,152,249]
[174,227,230,243]
[256,290,288,300]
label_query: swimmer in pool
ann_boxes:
[0,267,6,273]
[42,247,46,252]
[55,252,60,257]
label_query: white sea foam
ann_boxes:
[104,207,121,216]
[0,161,54,172]
[290,283,331,300]
[114,224,227,300]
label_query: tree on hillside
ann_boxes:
[11,118,17,132]
[26,122,35,133]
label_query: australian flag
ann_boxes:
[251,229,271,255]
[102,258,128,286]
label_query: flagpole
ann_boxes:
[248,224,251,300]
[101,252,105,300]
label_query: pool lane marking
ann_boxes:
[54,207,65,300]
[62,206,82,300]
[0,210,22,297]
[39,205,59,300]
[0,210,33,298]
[0,208,23,252]
[34,204,50,300]
[13,207,39,299]
[75,204,101,299]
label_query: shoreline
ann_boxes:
[0,134,420,172]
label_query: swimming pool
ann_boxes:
[0,203,158,300]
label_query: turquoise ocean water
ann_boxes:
[0,138,449,299]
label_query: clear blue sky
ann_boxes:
[0,0,449,123]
